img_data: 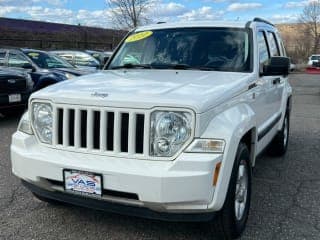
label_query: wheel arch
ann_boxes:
[201,103,257,211]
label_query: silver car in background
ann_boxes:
[50,50,100,71]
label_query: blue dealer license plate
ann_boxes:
[63,170,102,196]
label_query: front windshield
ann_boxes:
[108,28,252,72]
[24,51,75,69]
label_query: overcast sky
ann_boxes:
[0,0,312,28]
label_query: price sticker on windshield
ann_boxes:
[125,31,153,43]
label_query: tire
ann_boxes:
[212,143,252,239]
[268,112,290,156]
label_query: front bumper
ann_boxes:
[22,180,217,222]
[11,132,223,215]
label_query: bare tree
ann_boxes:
[300,0,320,53]
[107,0,152,29]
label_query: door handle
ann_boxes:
[272,78,281,85]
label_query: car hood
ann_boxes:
[31,70,253,113]
[49,68,90,76]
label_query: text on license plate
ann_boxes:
[64,170,102,196]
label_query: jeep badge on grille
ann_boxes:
[91,92,108,98]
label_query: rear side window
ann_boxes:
[267,32,280,57]
[258,31,269,65]
[0,51,6,66]
[8,53,30,68]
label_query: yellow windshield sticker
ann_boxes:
[125,31,153,43]
[28,53,39,58]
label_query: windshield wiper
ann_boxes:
[150,63,218,71]
[150,63,193,70]
[111,63,152,69]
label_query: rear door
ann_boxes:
[257,31,275,123]
[266,31,285,115]
[257,30,283,121]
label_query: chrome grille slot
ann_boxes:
[107,112,114,151]
[53,105,147,157]
[135,114,145,154]
[80,110,87,148]
[120,113,129,153]
[93,111,100,150]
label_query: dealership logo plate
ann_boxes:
[64,170,102,196]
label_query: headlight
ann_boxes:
[32,102,53,144]
[18,111,33,135]
[150,111,192,157]
[65,73,76,79]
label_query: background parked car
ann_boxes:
[0,48,89,91]
[51,50,101,71]
[0,69,33,116]
[86,50,112,66]
[308,54,320,66]
[290,62,296,72]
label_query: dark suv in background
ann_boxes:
[0,48,89,91]
[0,69,33,115]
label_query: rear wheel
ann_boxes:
[212,143,252,239]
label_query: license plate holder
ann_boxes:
[63,169,103,197]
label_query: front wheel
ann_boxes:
[212,143,252,239]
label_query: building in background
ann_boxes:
[0,17,126,51]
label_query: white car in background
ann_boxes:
[51,50,101,71]
[308,54,320,66]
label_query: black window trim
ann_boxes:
[267,31,281,57]
[258,30,271,65]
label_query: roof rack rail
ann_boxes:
[157,22,166,24]
[253,17,274,26]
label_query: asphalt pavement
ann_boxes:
[0,73,319,240]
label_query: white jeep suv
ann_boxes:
[11,18,292,239]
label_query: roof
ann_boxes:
[136,21,249,32]
[136,18,276,32]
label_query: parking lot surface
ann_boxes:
[0,73,319,240]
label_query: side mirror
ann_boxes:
[263,56,290,76]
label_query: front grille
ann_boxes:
[52,105,149,157]
[0,77,27,94]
